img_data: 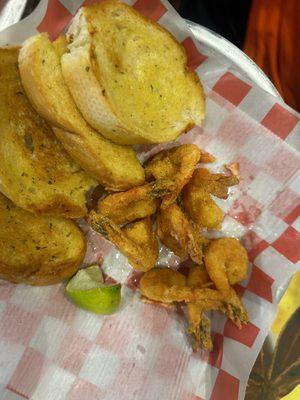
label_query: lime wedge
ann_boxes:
[66,265,121,314]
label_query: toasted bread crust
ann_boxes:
[0,193,86,285]
[0,46,97,217]
[64,0,205,144]
[18,34,145,191]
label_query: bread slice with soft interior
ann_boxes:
[0,46,96,218]
[62,0,205,145]
[18,34,145,191]
[0,192,86,285]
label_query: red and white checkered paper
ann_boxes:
[0,1,299,399]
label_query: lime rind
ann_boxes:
[65,265,121,314]
[67,284,121,314]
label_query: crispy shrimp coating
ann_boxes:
[140,269,228,311]
[145,144,201,208]
[122,217,158,271]
[88,213,158,271]
[204,238,249,327]
[140,268,187,303]
[204,238,249,286]
[183,168,239,230]
[97,180,174,225]
[139,266,248,349]
[187,265,212,287]
[156,203,207,264]
[186,260,247,350]
[140,268,225,304]
[183,186,224,230]
[188,168,239,199]
[139,265,243,317]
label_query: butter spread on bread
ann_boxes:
[0,192,85,285]
[0,46,96,217]
[18,34,145,191]
[62,0,205,144]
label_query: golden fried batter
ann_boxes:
[122,218,158,271]
[139,252,249,350]
[204,238,249,327]
[187,265,211,287]
[145,144,201,208]
[156,203,207,264]
[88,212,158,271]
[188,168,239,199]
[183,168,239,230]
[183,186,224,229]
[98,183,162,225]
[140,268,225,305]
[140,268,187,303]
[204,238,249,286]
[87,140,249,351]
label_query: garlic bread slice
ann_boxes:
[0,193,85,285]
[18,34,145,191]
[0,46,96,217]
[62,0,205,144]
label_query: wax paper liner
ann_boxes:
[0,1,299,399]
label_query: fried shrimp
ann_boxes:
[188,168,239,199]
[183,168,239,229]
[122,218,158,271]
[183,186,224,229]
[140,268,187,303]
[140,268,226,318]
[156,203,207,264]
[88,139,249,351]
[204,238,249,285]
[140,268,225,304]
[187,265,212,287]
[139,267,246,349]
[145,144,201,208]
[186,265,227,348]
[97,179,174,225]
[204,238,249,327]
[88,213,158,271]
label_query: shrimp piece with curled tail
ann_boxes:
[145,144,201,208]
[204,237,249,327]
[186,266,225,350]
[140,267,227,350]
[182,167,239,230]
[139,261,249,350]
[88,213,158,272]
[156,203,207,265]
[139,267,226,304]
[97,179,175,225]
